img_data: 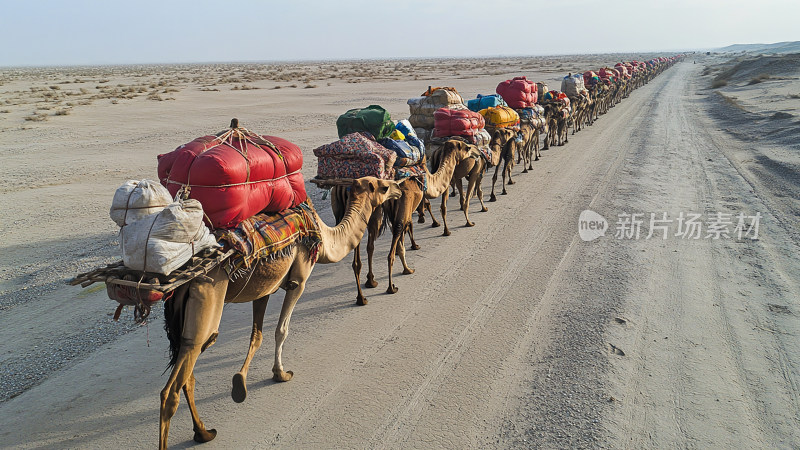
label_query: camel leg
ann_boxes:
[425,198,440,227]
[490,162,501,202]
[352,243,369,305]
[475,172,488,213]
[272,258,312,382]
[463,174,478,227]
[160,279,226,450]
[416,199,426,224]
[406,221,420,251]
[522,142,529,173]
[184,374,217,443]
[455,178,466,211]
[398,226,415,274]
[505,158,514,188]
[440,192,451,236]
[232,296,269,403]
[364,210,381,289]
[386,224,403,294]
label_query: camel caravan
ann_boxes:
[70,55,682,448]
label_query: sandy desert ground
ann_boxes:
[1,52,799,448]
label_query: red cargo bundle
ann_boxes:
[157,127,307,230]
[583,70,598,85]
[432,108,486,139]
[496,76,538,109]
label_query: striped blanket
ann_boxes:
[395,164,427,191]
[217,202,322,280]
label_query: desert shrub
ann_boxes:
[769,112,793,120]
[147,93,164,101]
[711,78,728,88]
[54,109,70,116]
[304,84,317,89]
[747,73,771,85]
[0,109,10,113]
[715,92,745,111]
[24,113,48,122]
[789,94,800,99]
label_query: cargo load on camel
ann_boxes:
[157,120,307,230]
[314,132,397,180]
[432,107,486,139]
[407,86,466,130]
[478,105,520,129]
[496,76,538,109]
[336,105,396,140]
[467,94,506,112]
[561,73,586,97]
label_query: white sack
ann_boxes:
[110,179,173,227]
[121,199,219,275]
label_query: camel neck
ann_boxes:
[425,149,459,198]
[312,195,372,264]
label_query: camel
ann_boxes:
[427,139,491,236]
[331,142,470,304]
[489,128,521,201]
[158,177,403,449]
[543,102,567,148]
[515,119,540,172]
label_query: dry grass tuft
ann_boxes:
[715,92,746,111]
[747,73,771,85]
[24,113,48,122]
[54,109,71,116]
[304,84,317,89]
[711,78,728,88]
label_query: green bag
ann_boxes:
[336,105,396,140]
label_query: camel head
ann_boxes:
[349,177,403,209]
[490,128,517,148]
[442,139,471,162]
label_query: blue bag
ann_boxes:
[467,94,506,112]
[379,138,423,166]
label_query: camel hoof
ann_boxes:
[508,180,515,185]
[410,244,421,251]
[417,216,425,224]
[522,169,528,173]
[403,267,415,275]
[466,221,475,227]
[449,191,457,197]
[356,296,368,306]
[501,191,508,195]
[273,370,294,382]
[489,195,497,202]
[231,373,247,403]
[443,229,451,237]
[193,428,217,443]
[387,285,399,294]
[430,221,440,228]
[365,278,378,289]
[481,207,488,212]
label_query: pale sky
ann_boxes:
[1,0,798,67]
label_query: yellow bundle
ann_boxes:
[389,129,405,141]
[479,106,520,128]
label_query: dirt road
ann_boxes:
[2,61,798,449]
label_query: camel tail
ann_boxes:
[162,284,189,372]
